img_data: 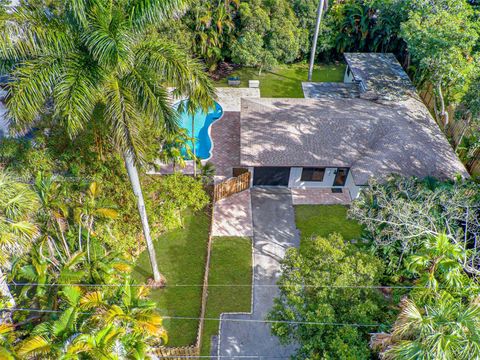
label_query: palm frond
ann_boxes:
[16,335,51,357]
[134,40,216,110]
[103,78,146,162]
[127,0,190,30]
[6,56,61,132]
[80,291,105,310]
[123,67,178,133]
[81,5,131,69]
[53,52,103,137]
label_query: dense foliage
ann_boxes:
[349,175,480,276]
[374,234,480,359]
[351,176,480,359]
[269,234,388,359]
[0,169,169,358]
[271,175,480,358]
[0,0,217,284]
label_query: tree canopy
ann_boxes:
[269,233,387,359]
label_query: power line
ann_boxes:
[6,282,419,289]
[0,308,382,327]
[155,356,292,359]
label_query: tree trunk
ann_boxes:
[437,83,449,128]
[0,268,15,324]
[192,114,197,177]
[123,151,165,285]
[308,0,326,82]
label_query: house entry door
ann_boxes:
[333,168,349,186]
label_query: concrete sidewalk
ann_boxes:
[216,187,299,359]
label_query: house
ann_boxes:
[237,53,468,199]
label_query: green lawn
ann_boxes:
[214,63,346,98]
[132,210,210,347]
[200,237,252,356]
[294,205,363,252]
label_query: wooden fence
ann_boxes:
[419,85,480,177]
[151,345,199,359]
[213,171,251,202]
[151,186,223,359]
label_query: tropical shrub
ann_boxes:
[400,0,479,127]
[349,175,480,276]
[145,173,209,232]
[2,175,168,357]
[372,234,480,360]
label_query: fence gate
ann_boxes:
[213,171,251,202]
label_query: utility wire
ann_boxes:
[0,308,382,327]
[6,282,419,289]
[154,356,292,359]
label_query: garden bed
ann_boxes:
[200,237,252,356]
[214,63,346,98]
[132,210,211,347]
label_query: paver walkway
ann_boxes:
[217,187,299,359]
[212,190,253,237]
[291,188,352,205]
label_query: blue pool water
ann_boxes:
[175,100,223,159]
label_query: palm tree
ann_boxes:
[380,295,480,360]
[75,181,118,262]
[16,283,165,359]
[1,0,216,285]
[101,281,167,340]
[0,170,38,321]
[157,128,194,172]
[406,233,470,297]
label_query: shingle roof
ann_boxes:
[239,97,468,185]
[344,53,416,100]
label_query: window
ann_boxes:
[301,168,325,182]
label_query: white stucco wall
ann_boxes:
[288,167,363,200]
[344,66,354,83]
[344,171,362,199]
[288,167,338,188]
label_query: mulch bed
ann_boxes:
[209,62,242,81]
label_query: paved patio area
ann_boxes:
[212,190,253,237]
[148,112,241,180]
[216,87,260,112]
[216,187,298,359]
[291,188,352,205]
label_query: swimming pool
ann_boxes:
[175,100,223,160]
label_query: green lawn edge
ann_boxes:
[294,205,363,252]
[214,63,346,98]
[200,236,253,356]
[132,210,211,347]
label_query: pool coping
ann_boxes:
[174,100,224,164]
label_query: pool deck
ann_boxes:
[150,88,258,181]
[149,111,241,181]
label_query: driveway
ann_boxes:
[216,187,299,359]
